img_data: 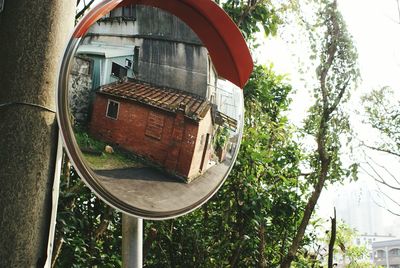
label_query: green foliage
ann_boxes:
[221,0,282,45]
[300,0,359,185]
[54,164,122,267]
[292,219,373,267]
[361,87,400,215]
[329,222,371,267]
[143,64,306,267]
[74,130,105,152]
[279,1,359,266]
[74,130,143,170]
[362,87,400,154]
[213,126,229,151]
[55,1,354,267]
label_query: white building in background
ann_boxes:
[332,179,400,264]
[372,239,400,268]
[334,181,384,235]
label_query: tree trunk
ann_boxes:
[0,1,75,266]
[258,224,266,268]
[328,208,337,268]
[280,161,329,268]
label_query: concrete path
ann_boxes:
[95,157,233,216]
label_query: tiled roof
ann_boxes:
[98,80,211,121]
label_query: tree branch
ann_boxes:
[328,208,336,268]
[371,192,400,217]
[51,237,63,268]
[280,2,350,267]
[360,163,400,191]
[75,0,95,20]
[237,0,259,27]
[94,206,114,239]
[397,0,400,24]
[327,76,350,117]
[363,143,400,158]
[364,154,400,186]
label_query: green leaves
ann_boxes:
[222,0,282,46]
[362,87,400,154]
[54,163,122,267]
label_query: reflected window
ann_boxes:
[375,249,386,259]
[106,100,119,120]
[133,46,140,75]
[125,59,132,69]
[111,62,127,79]
[122,5,136,19]
[390,248,400,256]
[145,112,164,140]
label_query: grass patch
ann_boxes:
[74,130,144,170]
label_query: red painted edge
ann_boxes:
[73,0,253,88]
[73,0,123,38]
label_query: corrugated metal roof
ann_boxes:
[98,80,212,121]
[77,44,134,58]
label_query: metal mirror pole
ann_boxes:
[122,214,143,268]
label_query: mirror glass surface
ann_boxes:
[64,4,244,218]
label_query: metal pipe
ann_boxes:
[44,131,64,268]
[122,215,143,268]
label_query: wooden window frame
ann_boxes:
[106,99,120,120]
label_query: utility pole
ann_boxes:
[0,0,75,266]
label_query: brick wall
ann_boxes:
[89,94,200,179]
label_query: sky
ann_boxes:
[257,0,400,237]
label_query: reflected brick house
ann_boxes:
[89,79,214,182]
[72,4,240,181]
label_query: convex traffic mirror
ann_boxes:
[58,0,253,219]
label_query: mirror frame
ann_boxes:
[57,0,252,219]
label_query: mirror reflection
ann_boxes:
[68,4,244,214]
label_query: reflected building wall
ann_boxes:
[82,5,217,98]
[88,81,214,182]
[69,56,93,124]
[216,79,242,122]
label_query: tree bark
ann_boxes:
[0,1,75,266]
[328,208,336,268]
[258,224,266,268]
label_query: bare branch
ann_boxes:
[76,0,95,20]
[328,208,336,268]
[371,191,400,216]
[364,154,400,185]
[363,143,400,158]
[360,163,400,190]
[397,0,400,24]
[376,187,400,207]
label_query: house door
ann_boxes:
[200,133,210,172]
